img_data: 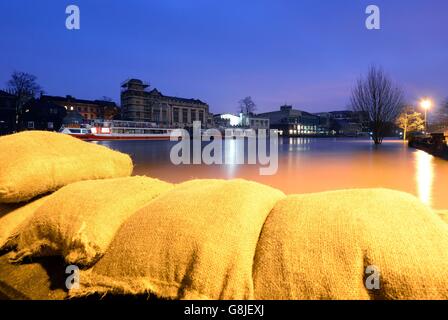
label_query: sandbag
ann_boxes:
[0,131,133,203]
[0,196,49,250]
[253,189,448,300]
[9,176,173,267]
[70,179,285,300]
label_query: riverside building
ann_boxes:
[121,79,210,129]
[40,95,119,121]
[259,105,325,136]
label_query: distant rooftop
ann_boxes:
[0,90,16,97]
[121,78,207,106]
[121,78,150,88]
[41,94,117,106]
[259,105,315,117]
[149,89,207,105]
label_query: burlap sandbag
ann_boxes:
[70,179,285,300]
[0,131,133,203]
[253,189,448,300]
[9,176,173,267]
[0,196,49,250]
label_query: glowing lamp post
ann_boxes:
[421,99,432,133]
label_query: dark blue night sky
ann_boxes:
[1,0,447,114]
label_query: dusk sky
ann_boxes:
[1,0,447,114]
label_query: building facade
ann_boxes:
[0,90,17,135]
[20,100,67,132]
[213,113,269,132]
[328,110,370,134]
[40,95,120,122]
[259,105,324,136]
[240,114,270,131]
[213,114,234,129]
[121,79,210,128]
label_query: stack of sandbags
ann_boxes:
[69,179,285,300]
[66,186,448,300]
[0,131,135,256]
[252,189,448,300]
[3,131,448,301]
[8,176,173,267]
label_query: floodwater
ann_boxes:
[96,138,448,210]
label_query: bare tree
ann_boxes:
[7,71,42,130]
[238,96,256,115]
[7,71,42,105]
[351,66,404,144]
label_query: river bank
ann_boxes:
[408,133,448,160]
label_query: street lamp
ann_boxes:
[421,98,432,133]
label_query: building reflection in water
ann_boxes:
[415,150,435,207]
[288,137,311,152]
[224,138,239,178]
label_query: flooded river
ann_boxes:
[97,138,448,210]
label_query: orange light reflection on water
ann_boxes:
[414,150,435,207]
